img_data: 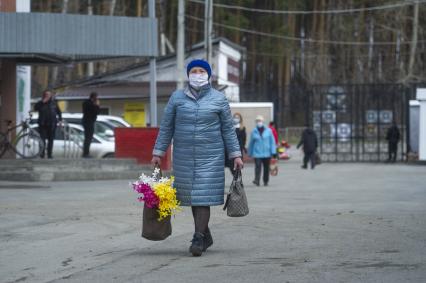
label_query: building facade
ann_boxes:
[56,38,245,126]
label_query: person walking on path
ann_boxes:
[82,92,100,158]
[386,123,400,163]
[269,121,279,146]
[151,59,243,257]
[233,112,247,153]
[297,125,318,169]
[248,115,276,186]
[34,90,62,159]
[225,112,246,175]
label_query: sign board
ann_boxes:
[124,102,145,127]
[227,58,240,84]
[16,66,31,125]
[366,110,393,124]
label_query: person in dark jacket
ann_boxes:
[225,112,246,175]
[233,112,247,153]
[297,126,318,169]
[34,90,62,158]
[82,92,100,158]
[386,123,400,162]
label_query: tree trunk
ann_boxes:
[407,2,419,81]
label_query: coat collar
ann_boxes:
[184,83,212,100]
[253,126,267,135]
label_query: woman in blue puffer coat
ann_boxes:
[152,59,244,256]
[248,115,277,187]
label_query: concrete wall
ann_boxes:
[0,1,16,158]
[409,101,420,153]
[0,0,16,12]
[0,60,16,133]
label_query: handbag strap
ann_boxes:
[153,164,163,179]
[233,169,242,181]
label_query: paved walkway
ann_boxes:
[1,155,425,283]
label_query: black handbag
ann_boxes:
[223,170,249,217]
[141,166,172,241]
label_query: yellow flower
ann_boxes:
[153,176,181,221]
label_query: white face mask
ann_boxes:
[256,121,264,128]
[189,73,209,89]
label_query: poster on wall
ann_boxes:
[16,66,31,125]
[124,102,146,127]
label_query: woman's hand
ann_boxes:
[151,155,162,166]
[233,157,244,170]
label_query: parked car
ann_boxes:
[31,123,115,158]
[30,113,131,141]
[98,115,131,128]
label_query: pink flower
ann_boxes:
[134,182,159,208]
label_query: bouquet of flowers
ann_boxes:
[132,167,180,221]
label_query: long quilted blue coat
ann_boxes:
[153,85,242,206]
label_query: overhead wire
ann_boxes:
[186,14,426,46]
[186,26,423,59]
[188,0,426,15]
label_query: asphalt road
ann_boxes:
[1,155,425,283]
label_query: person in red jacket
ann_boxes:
[269,121,279,146]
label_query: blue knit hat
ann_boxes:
[187,59,212,79]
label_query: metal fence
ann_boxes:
[302,84,416,162]
[58,121,84,158]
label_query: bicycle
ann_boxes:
[0,114,45,158]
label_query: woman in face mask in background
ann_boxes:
[225,112,247,174]
[233,113,247,154]
[151,59,244,257]
[248,115,277,186]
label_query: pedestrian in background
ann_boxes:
[386,122,400,163]
[248,115,276,186]
[233,112,247,154]
[297,125,318,169]
[225,112,246,175]
[152,59,243,257]
[82,92,100,158]
[269,121,279,146]
[34,90,62,159]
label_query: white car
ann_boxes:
[30,113,131,142]
[31,123,115,158]
[97,115,131,128]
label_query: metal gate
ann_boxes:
[307,84,414,162]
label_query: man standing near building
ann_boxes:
[386,122,400,163]
[34,90,62,159]
[82,92,100,158]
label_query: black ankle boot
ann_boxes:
[189,232,205,256]
[203,228,213,251]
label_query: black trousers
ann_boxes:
[388,142,398,161]
[303,151,316,169]
[39,124,56,158]
[254,158,271,185]
[83,123,95,157]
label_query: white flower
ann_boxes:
[138,173,156,186]
[158,176,170,184]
